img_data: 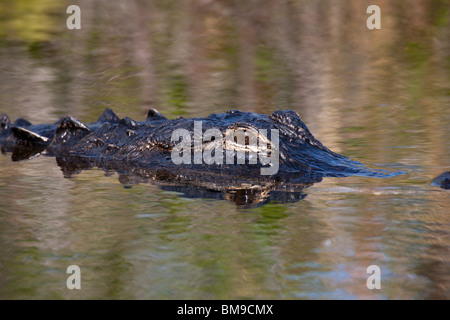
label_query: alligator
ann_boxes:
[1,108,403,207]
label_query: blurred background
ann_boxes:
[0,0,449,299]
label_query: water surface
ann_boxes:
[0,0,449,299]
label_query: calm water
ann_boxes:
[0,0,449,299]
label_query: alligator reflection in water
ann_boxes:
[56,156,320,207]
[1,108,402,207]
